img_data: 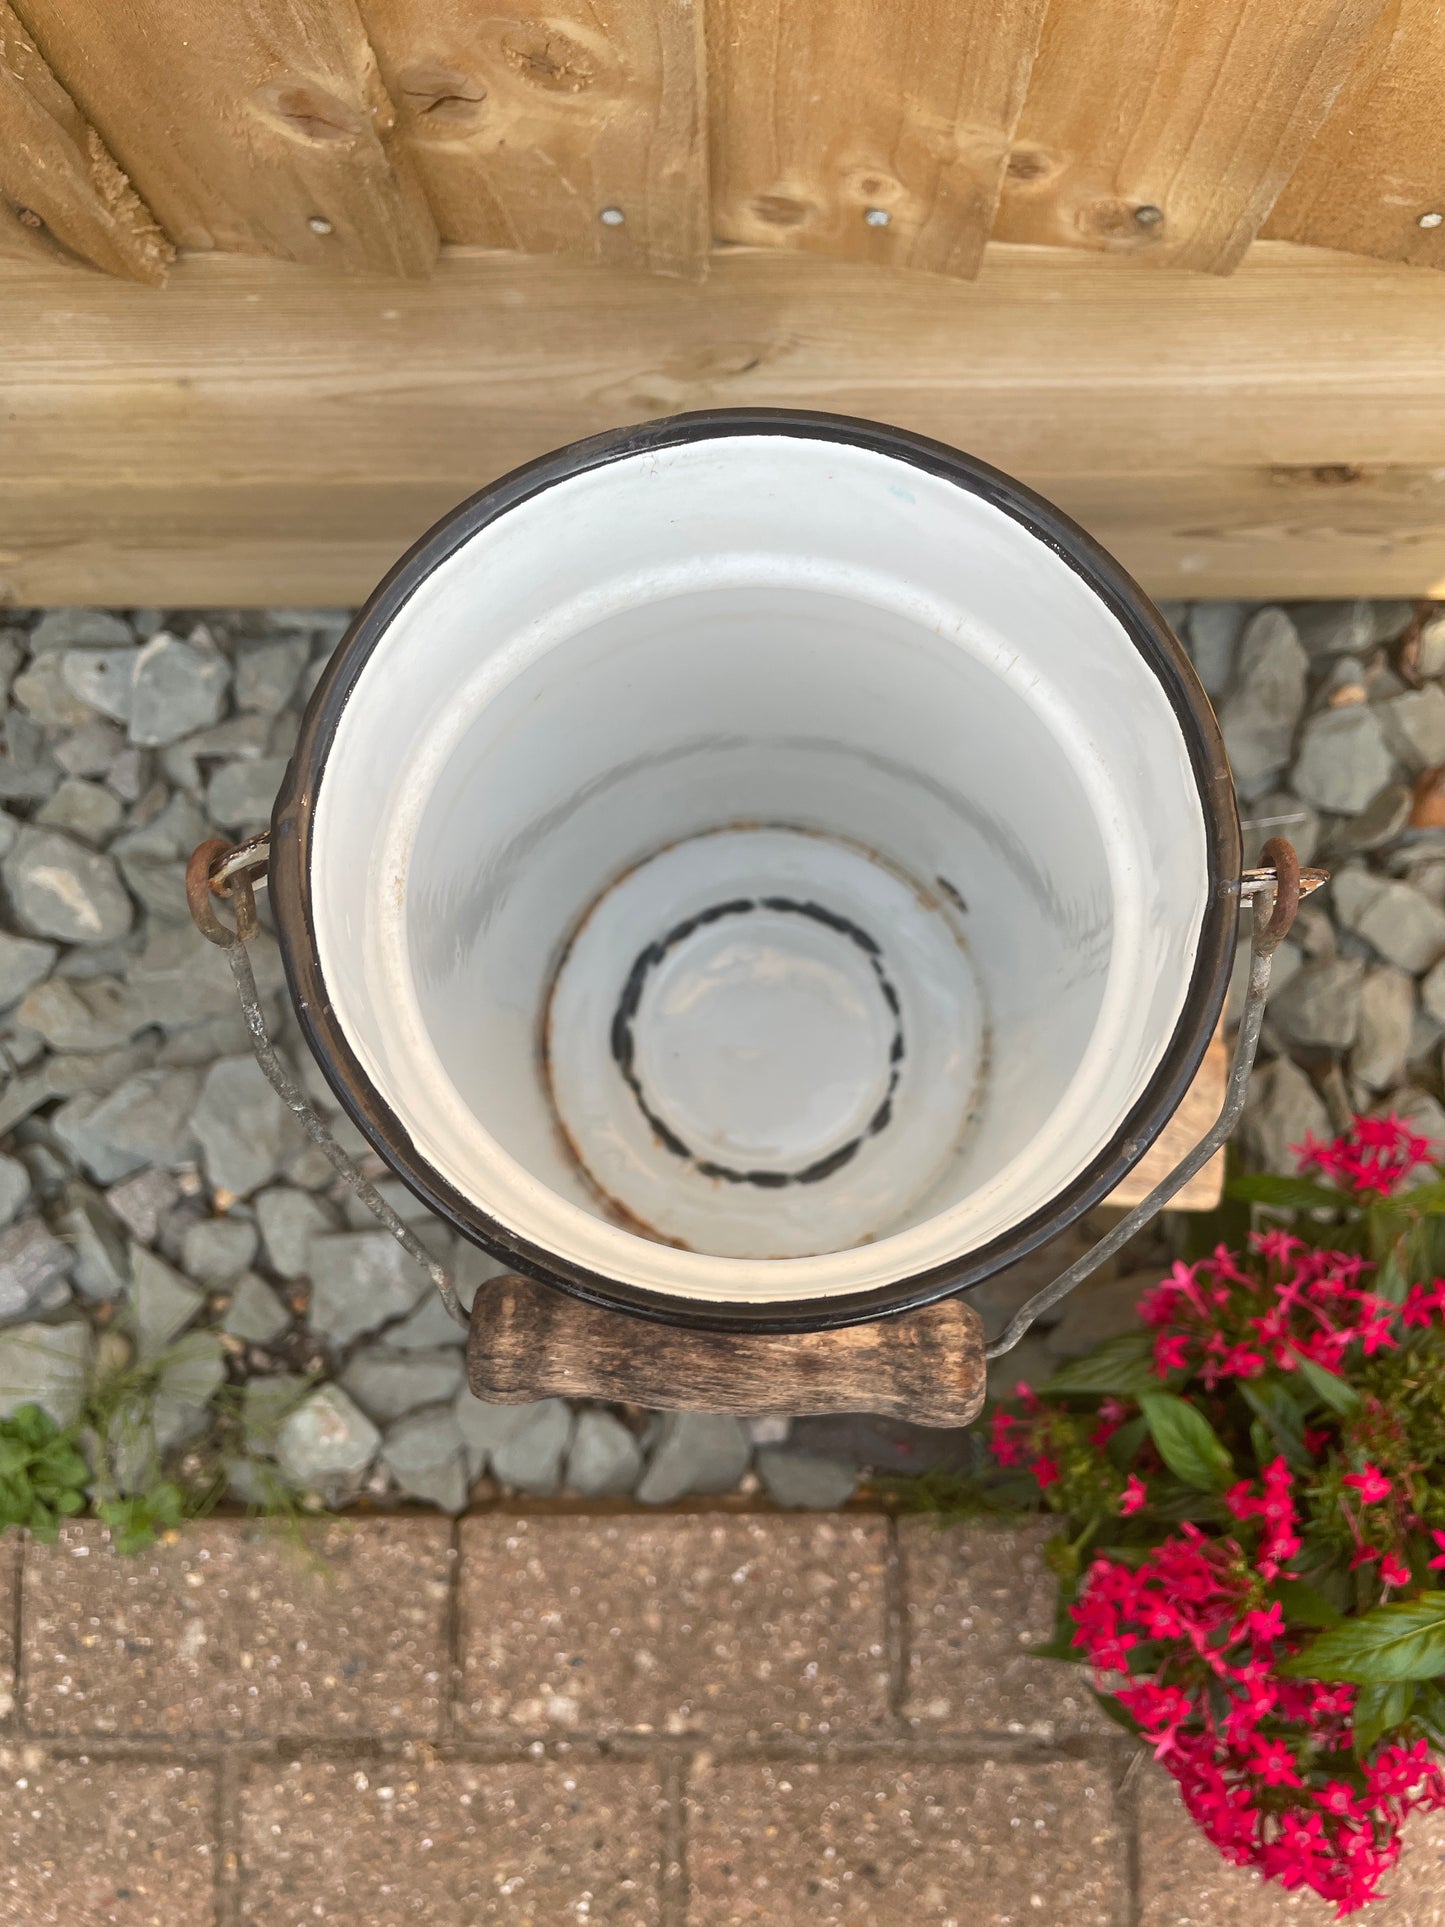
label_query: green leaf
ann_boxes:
[1291,1351,1363,1418]
[1138,1391,1235,1492]
[1372,1249,1409,1307]
[1104,1416,1149,1472]
[1272,1578,1344,1629]
[1043,1330,1156,1398]
[1239,1379,1311,1471]
[1283,1591,1445,1683]
[1396,1179,1445,1215]
[1226,1174,1345,1211]
[1352,1680,1417,1753]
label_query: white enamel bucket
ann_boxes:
[262,412,1241,1332]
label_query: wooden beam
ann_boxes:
[994,0,1387,274]
[1266,0,1445,269]
[2,240,1444,606]
[0,0,170,282]
[359,0,709,278]
[13,0,437,277]
[707,0,1049,278]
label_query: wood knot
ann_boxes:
[751,193,811,228]
[252,82,362,144]
[395,63,487,129]
[1078,198,1163,242]
[1269,463,1368,488]
[500,27,598,92]
[1005,144,1054,184]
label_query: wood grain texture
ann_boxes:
[13,0,437,276]
[0,0,170,281]
[468,1272,987,1426]
[1266,0,1445,269]
[708,0,1049,277]
[1108,1025,1226,1211]
[3,240,1445,606]
[995,0,1385,273]
[360,0,707,276]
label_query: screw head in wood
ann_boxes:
[1134,203,1164,227]
[1420,212,1443,229]
[308,215,334,235]
[599,206,625,227]
[863,207,890,227]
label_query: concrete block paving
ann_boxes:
[0,1510,1441,1925]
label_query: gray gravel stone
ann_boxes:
[307,1230,431,1345]
[61,646,138,723]
[190,1055,297,1197]
[755,1448,860,1509]
[206,754,289,833]
[52,1068,200,1182]
[1184,602,1243,695]
[1291,706,1397,815]
[1379,685,1445,774]
[12,654,97,728]
[1329,784,1412,856]
[387,1286,469,1350]
[1292,600,1375,657]
[635,1412,752,1504]
[235,637,307,714]
[16,976,135,1052]
[1351,967,1415,1091]
[0,1217,74,1323]
[52,719,125,780]
[0,1155,31,1228]
[453,1390,535,1479]
[1270,955,1365,1049]
[0,931,57,1008]
[242,1373,309,1456]
[128,632,231,746]
[35,777,124,844]
[489,1396,573,1495]
[125,922,284,1032]
[1242,793,1320,867]
[1044,1268,1158,1357]
[150,1330,225,1449]
[181,1213,258,1286]
[1218,608,1308,797]
[1355,879,1445,973]
[339,1346,465,1422]
[222,1271,291,1345]
[1330,865,1388,933]
[128,1242,204,1361]
[276,1384,380,1497]
[2,827,134,943]
[0,1318,92,1426]
[380,1407,469,1512]
[30,609,132,652]
[1423,958,1445,1026]
[1241,1055,1330,1175]
[105,1167,180,1244]
[55,1184,130,1300]
[563,1410,643,1496]
[253,1185,334,1278]
[1419,615,1445,679]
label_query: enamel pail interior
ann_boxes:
[269,411,1238,1328]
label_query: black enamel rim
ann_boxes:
[268,408,1242,1335]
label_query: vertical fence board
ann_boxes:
[708,0,1049,279]
[1266,0,1445,269]
[994,0,1385,274]
[0,0,170,281]
[360,0,708,277]
[13,0,437,277]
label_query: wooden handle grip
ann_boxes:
[467,1274,986,1429]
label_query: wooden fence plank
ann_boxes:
[707,0,1049,278]
[994,0,1385,273]
[2,241,1444,605]
[12,0,437,276]
[0,0,170,282]
[1266,0,1445,269]
[359,0,707,277]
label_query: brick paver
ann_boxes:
[22,1517,452,1736]
[240,1754,664,1925]
[0,1747,216,1926]
[0,1536,16,1725]
[900,1518,1107,1738]
[687,1757,1126,1925]
[459,1513,891,1737]
[5,1510,1443,1925]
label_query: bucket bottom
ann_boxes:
[544,827,988,1258]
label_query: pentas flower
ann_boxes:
[1120,1474,1147,1515]
[1380,1551,1411,1589]
[1429,1531,1445,1572]
[1343,1464,1393,1504]
[1296,1113,1434,1198]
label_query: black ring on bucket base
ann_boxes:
[267,408,1242,1335]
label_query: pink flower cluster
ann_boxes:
[1073,1526,1445,1913]
[1297,1115,1434,1198]
[1140,1236,1400,1388]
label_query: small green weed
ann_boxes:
[0,1403,90,1540]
